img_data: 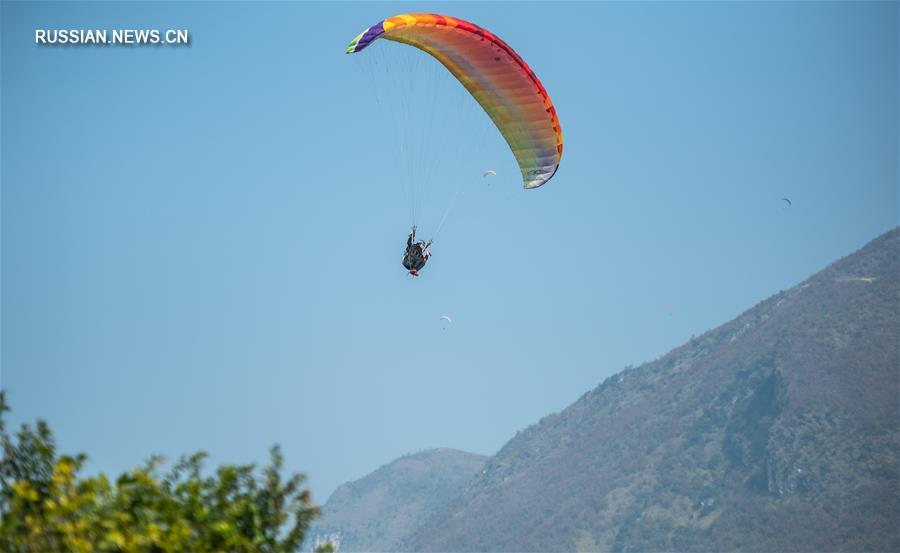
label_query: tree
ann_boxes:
[0,391,322,552]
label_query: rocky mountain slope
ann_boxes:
[307,448,486,552]
[401,228,900,552]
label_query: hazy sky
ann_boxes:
[2,1,897,503]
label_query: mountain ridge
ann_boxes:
[311,228,899,552]
[308,448,487,552]
[404,227,899,552]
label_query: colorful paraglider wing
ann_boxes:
[347,14,562,189]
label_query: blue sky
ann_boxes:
[2,1,897,503]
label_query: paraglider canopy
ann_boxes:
[346,14,562,189]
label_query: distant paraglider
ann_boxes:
[781,197,792,206]
[439,315,452,330]
[483,170,497,178]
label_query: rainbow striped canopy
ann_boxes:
[347,14,562,189]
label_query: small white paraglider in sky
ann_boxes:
[439,315,453,330]
[483,170,497,178]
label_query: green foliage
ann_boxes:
[0,391,319,553]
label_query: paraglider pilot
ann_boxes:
[403,226,431,276]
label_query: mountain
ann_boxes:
[400,228,900,552]
[307,448,486,552]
